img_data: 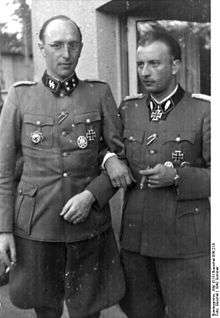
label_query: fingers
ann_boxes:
[128,170,136,183]
[139,164,162,176]
[60,199,72,216]
[9,240,16,264]
[0,251,11,268]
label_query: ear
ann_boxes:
[78,42,83,56]
[38,41,46,57]
[172,59,181,75]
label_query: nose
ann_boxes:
[141,64,151,77]
[62,44,71,59]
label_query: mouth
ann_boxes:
[142,80,155,86]
[59,63,73,67]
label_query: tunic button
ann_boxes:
[63,172,68,177]
[149,149,156,154]
[18,190,22,195]
[60,93,65,97]
[175,136,181,142]
[86,118,91,123]
[62,152,68,157]
[36,120,41,125]
[194,207,199,213]
[129,136,134,141]
[62,131,67,137]
[71,123,75,128]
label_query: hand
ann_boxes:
[105,156,135,188]
[60,190,95,224]
[139,163,177,188]
[0,233,16,268]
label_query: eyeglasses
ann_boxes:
[46,41,81,51]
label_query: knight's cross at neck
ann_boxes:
[148,85,185,122]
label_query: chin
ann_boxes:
[59,72,74,80]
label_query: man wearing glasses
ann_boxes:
[0,15,131,318]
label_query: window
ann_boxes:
[127,18,210,95]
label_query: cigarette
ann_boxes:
[5,266,10,273]
[140,176,147,189]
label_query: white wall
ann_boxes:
[32,0,122,103]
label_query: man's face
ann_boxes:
[39,19,83,80]
[137,40,179,97]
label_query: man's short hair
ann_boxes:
[39,15,82,43]
[138,28,181,61]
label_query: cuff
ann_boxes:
[101,152,117,169]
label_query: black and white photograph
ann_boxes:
[0,1,212,317]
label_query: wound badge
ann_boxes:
[77,136,88,149]
[86,128,96,142]
[31,131,44,144]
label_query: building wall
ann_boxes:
[1,55,33,98]
[32,0,122,103]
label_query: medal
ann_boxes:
[77,136,88,149]
[86,128,96,142]
[164,161,174,168]
[31,131,44,144]
[146,133,157,146]
[151,108,163,121]
[172,150,184,163]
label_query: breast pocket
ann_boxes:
[123,129,145,167]
[22,114,54,148]
[162,131,196,166]
[72,111,101,150]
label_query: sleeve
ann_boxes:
[85,84,124,208]
[99,84,124,158]
[176,107,210,200]
[0,87,21,232]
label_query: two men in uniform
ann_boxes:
[0,15,210,318]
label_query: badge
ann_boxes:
[57,111,69,124]
[172,150,184,163]
[151,108,163,121]
[77,136,88,149]
[86,128,96,141]
[164,161,174,168]
[180,161,190,167]
[146,133,157,146]
[31,131,44,144]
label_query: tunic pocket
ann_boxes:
[15,181,38,235]
[175,199,210,255]
[73,111,101,148]
[123,129,145,167]
[22,113,54,148]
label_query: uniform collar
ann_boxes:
[42,71,78,97]
[147,85,185,122]
[150,84,179,105]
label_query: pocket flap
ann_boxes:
[74,111,101,124]
[18,182,38,197]
[24,114,54,126]
[123,129,144,143]
[162,131,195,144]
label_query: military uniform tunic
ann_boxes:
[0,78,123,242]
[119,88,210,258]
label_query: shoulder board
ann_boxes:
[191,93,211,102]
[13,81,37,87]
[84,79,106,84]
[123,93,144,101]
